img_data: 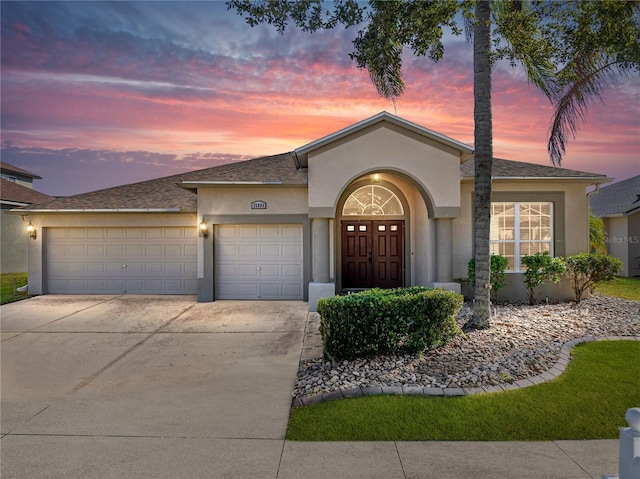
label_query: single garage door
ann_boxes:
[45,227,198,294]
[215,224,303,300]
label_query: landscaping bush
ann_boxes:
[317,287,463,361]
[467,254,509,302]
[521,252,566,305]
[565,253,623,303]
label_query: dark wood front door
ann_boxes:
[341,220,404,289]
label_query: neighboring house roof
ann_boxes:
[460,158,609,181]
[590,175,640,217]
[0,161,42,180]
[294,111,475,167]
[0,178,52,206]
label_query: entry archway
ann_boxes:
[336,178,410,291]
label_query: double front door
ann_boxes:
[341,220,404,289]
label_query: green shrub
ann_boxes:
[521,252,566,305]
[589,212,607,254]
[565,253,623,303]
[317,287,463,361]
[467,254,509,302]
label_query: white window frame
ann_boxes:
[490,202,554,272]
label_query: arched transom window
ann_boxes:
[342,185,404,216]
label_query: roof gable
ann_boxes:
[590,175,640,217]
[0,161,42,180]
[294,111,474,167]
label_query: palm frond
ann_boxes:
[548,52,624,166]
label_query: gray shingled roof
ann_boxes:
[460,158,607,179]
[1,179,52,205]
[19,153,305,212]
[0,161,42,180]
[19,153,608,212]
[590,175,640,217]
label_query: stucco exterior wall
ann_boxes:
[308,123,461,217]
[454,179,591,302]
[629,212,640,277]
[23,212,196,295]
[604,216,630,277]
[197,185,308,216]
[1,209,29,273]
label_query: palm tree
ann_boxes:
[468,0,492,327]
[227,0,636,327]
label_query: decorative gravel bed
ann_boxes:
[293,295,639,399]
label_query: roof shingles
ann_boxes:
[590,175,640,217]
[1,179,52,205]
[19,153,608,212]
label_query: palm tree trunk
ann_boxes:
[470,0,493,329]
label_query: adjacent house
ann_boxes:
[590,175,640,277]
[1,162,52,274]
[14,112,610,308]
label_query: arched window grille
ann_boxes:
[342,185,404,216]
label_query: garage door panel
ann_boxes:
[106,229,125,240]
[87,279,106,291]
[282,284,303,297]
[87,263,105,274]
[238,245,258,257]
[106,245,123,257]
[237,264,259,277]
[126,228,144,239]
[145,244,163,256]
[282,245,302,257]
[215,224,303,300]
[46,227,197,294]
[145,262,164,274]
[282,225,303,239]
[68,245,86,257]
[126,244,143,257]
[87,244,105,257]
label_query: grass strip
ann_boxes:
[595,276,640,301]
[1,272,28,305]
[287,340,640,441]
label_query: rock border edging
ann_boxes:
[291,335,640,407]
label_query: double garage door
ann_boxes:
[45,227,198,294]
[215,224,304,300]
[45,224,304,299]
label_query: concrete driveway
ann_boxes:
[1,295,307,478]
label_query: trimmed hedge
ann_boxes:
[317,287,463,361]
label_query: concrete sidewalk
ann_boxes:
[1,296,621,478]
[1,435,619,478]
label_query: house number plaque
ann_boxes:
[251,200,267,210]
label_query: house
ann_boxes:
[14,112,610,308]
[1,162,52,274]
[590,175,640,277]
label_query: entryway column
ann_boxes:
[431,218,461,294]
[435,218,453,282]
[309,218,334,311]
[311,218,330,283]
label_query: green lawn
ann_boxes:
[595,276,640,301]
[287,340,640,441]
[0,272,28,305]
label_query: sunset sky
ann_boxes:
[2,1,638,197]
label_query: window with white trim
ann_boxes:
[490,202,553,271]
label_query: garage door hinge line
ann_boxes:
[70,304,196,393]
